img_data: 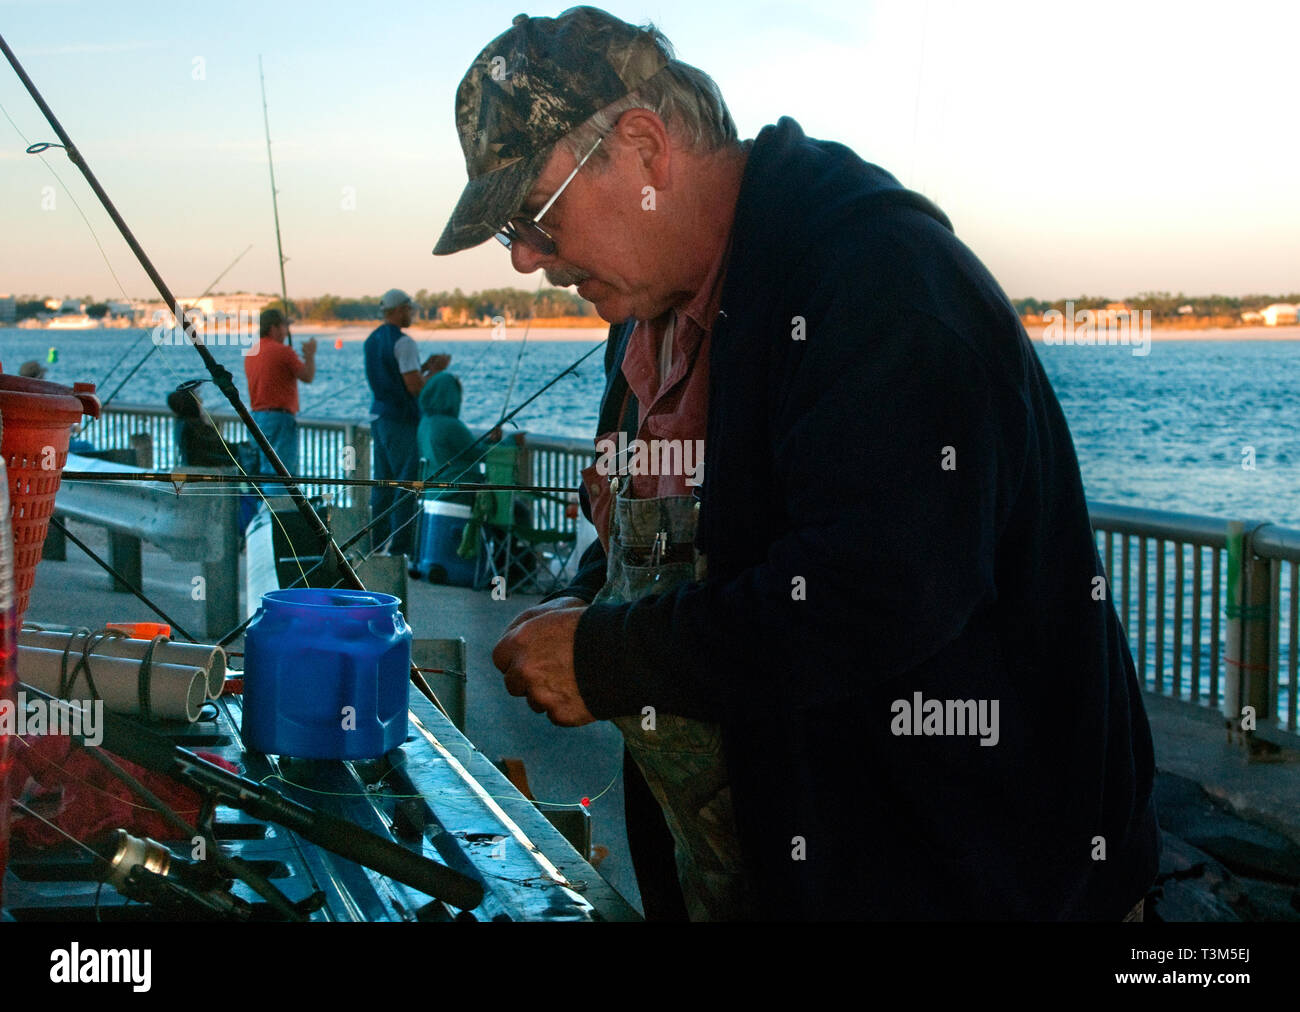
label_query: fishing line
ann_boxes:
[335,339,605,572]
[95,243,255,411]
[258,762,620,810]
[60,340,599,648]
[0,99,134,309]
[3,57,314,591]
[359,293,542,557]
[209,342,603,647]
[452,331,504,387]
[4,37,597,732]
[80,334,603,608]
[498,276,545,422]
[10,798,107,860]
[0,33,374,657]
[10,734,201,820]
[47,516,199,641]
[144,327,313,586]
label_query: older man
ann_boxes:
[363,288,450,556]
[436,7,1159,921]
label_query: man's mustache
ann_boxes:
[545,266,591,287]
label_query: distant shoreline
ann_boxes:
[306,324,607,342]
[6,321,1298,344]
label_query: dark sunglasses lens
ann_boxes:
[502,218,556,256]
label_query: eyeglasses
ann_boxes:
[494,135,604,256]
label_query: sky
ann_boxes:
[0,0,1296,303]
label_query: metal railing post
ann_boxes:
[1225,520,1272,741]
[352,425,371,484]
[129,432,153,469]
[204,486,241,639]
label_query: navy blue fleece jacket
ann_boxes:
[556,117,1159,919]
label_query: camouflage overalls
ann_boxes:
[593,476,756,920]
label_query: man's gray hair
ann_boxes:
[560,26,738,166]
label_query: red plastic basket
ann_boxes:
[0,456,14,904]
[0,373,100,623]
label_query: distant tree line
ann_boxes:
[266,287,597,323]
[10,287,598,323]
[1012,292,1300,320]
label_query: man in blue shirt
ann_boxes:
[363,288,449,556]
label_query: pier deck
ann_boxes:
[22,520,1300,920]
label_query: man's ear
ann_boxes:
[614,108,671,191]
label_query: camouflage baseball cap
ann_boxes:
[433,7,668,256]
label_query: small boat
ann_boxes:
[47,315,99,330]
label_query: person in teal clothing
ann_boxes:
[416,371,482,505]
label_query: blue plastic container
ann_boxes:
[242,589,411,759]
[411,500,480,587]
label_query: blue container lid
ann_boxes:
[259,588,401,613]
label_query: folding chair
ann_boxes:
[474,442,577,595]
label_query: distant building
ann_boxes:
[1241,310,1264,324]
[180,292,272,319]
[437,305,470,325]
[0,294,15,323]
[1260,303,1299,326]
[1177,304,1194,315]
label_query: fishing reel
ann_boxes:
[92,829,251,920]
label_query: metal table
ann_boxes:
[4,690,640,922]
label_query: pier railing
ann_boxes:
[1091,503,1298,743]
[89,404,1297,743]
[91,402,594,526]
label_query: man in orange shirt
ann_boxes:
[244,307,316,475]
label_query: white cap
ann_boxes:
[379,288,414,312]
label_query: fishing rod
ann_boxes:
[211,339,607,648]
[62,471,574,494]
[259,55,292,346]
[499,319,532,421]
[93,243,256,412]
[348,339,605,559]
[19,685,486,913]
[299,377,351,417]
[0,33,378,671]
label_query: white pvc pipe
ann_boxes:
[19,629,226,699]
[16,646,207,722]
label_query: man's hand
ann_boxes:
[301,337,318,355]
[492,601,594,726]
[502,595,587,636]
[422,353,451,374]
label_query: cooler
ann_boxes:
[411,500,480,587]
